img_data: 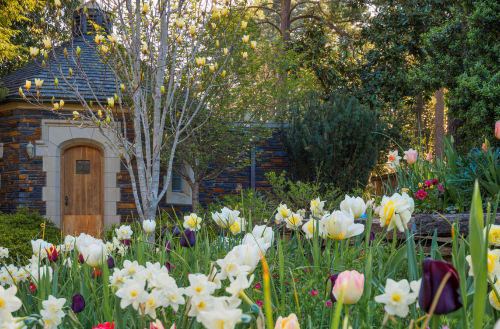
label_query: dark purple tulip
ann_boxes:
[120,239,131,246]
[162,225,168,236]
[78,254,84,264]
[172,226,181,237]
[418,258,462,315]
[107,256,115,269]
[165,241,172,252]
[71,293,85,313]
[180,229,195,248]
[326,274,339,302]
[369,232,375,246]
[165,261,172,272]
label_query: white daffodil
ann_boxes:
[212,207,240,228]
[387,150,402,169]
[310,197,325,217]
[184,274,217,300]
[486,225,500,246]
[229,217,246,235]
[0,247,8,259]
[466,249,500,281]
[379,193,413,232]
[115,225,133,240]
[374,279,417,318]
[162,287,185,311]
[275,204,292,222]
[62,235,76,252]
[251,225,274,245]
[144,289,164,319]
[150,267,177,297]
[489,281,500,310]
[226,273,254,298]
[285,212,302,230]
[122,260,145,279]
[184,213,202,231]
[0,285,22,316]
[216,251,251,280]
[321,210,364,240]
[40,295,66,326]
[340,195,367,219]
[109,268,128,288]
[198,298,243,329]
[188,295,215,321]
[143,220,156,234]
[140,262,161,284]
[115,279,149,310]
[302,219,318,239]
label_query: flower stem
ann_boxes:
[432,314,440,329]
[334,240,339,271]
[391,228,397,254]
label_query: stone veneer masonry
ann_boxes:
[0,108,289,224]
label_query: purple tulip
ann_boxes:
[418,258,462,315]
[165,241,172,252]
[165,261,172,272]
[326,274,339,302]
[120,239,131,246]
[107,256,115,269]
[172,226,181,237]
[71,293,85,313]
[78,253,84,264]
[180,229,195,248]
[369,232,375,246]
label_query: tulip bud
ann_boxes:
[326,274,339,302]
[483,139,489,152]
[251,41,257,49]
[18,87,23,96]
[76,46,81,56]
[180,229,196,248]
[37,91,40,98]
[221,70,226,78]
[54,78,59,87]
[275,314,300,329]
[165,261,172,272]
[107,256,115,269]
[223,48,228,55]
[332,270,364,305]
[418,258,462,314]
[64,48,68,58]
[241,21,247,30]
[71,294,85,313]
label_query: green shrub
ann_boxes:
[0,207,60,262]
[282,92,380,192]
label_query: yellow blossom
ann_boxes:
[95,35,105,44]
[35,79,44,89]
[175,18,185,28]
[190,25,196,36]
[242,52,248,60]
[223,48,228,55]
[107,34,118,44]
[242,35,249,44]
[241,21,247,30]
[195,57,206,67]
[24,80,31,90]
[107,97,115,108]
[251,41,257,49]
[30,47,39,57]
[43,38,51,49]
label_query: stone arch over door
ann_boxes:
[36,119,121,229]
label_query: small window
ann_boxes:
[172,166,182,192]
[76,160,90,174]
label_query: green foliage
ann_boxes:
[0,207,60,262]
[282,93,379,193]
[264,171,349,211]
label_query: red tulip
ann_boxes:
[93,322,114,329]
[45,246,59,262]
[418,258,462,315]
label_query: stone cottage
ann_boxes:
[0,3,288,236]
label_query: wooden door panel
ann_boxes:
[61,144,103,237]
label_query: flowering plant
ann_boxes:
[411,179,444,213]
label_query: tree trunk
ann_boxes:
[191,181,200,213]
[416,93,423,140]
[435,88,445,159]
[447,116,462,150]
[281,0,291,44]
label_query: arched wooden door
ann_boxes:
[60,143,104,237]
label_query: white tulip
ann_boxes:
[321,210,364,240]
[143,220,156,234]
[83,242,107,268]
[31,239,52,257]
[340,195,367,219]
[379,193,413,232]
[212,207,240,228]
[374,279,417,318]
[76,233,98,255]
[251,225,274,245]
[231,244,261,272]
[310,197,325,217]
[183,213,202,231]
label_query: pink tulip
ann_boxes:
[496,121,500,139]
[425,152,432,161]
[150,320,166,329]
[275,314,300,329]
[404,148,418,165]
[332,270,364,305]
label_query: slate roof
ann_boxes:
[0,35,117,102]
